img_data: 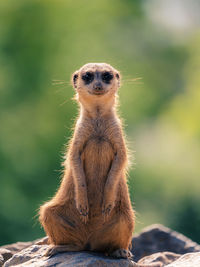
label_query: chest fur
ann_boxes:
[81,117,115,177]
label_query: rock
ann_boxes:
[0,238,47,266]
[0,248,13,267]
[167,252,200,267]
[1,240,40,253]
[131,224,200,262]
[137,251,200,267]
[2,224,200,267]
[0,254,3,267]
[138,252,181,266]
[4,245,136,267]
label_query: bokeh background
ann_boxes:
[0,0,200,245]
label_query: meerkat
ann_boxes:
[39,63,135,259]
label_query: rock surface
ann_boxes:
[167,252,200,267]
[0,248,15,267]
[1,241,36,254]
[138,252,181,266]
[132,224,200,262]
[4,245,136,267]
[1,224,200,267]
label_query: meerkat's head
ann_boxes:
[71,63,120,102]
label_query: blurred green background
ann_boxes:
[0,0,200,245]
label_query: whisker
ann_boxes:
[123,77,143,82]
[52,84,68,93]
[60,99,69,106]
[55,88,65,93]
[122,77,143,85]
[52,82,68,85]
[126,82,143,85]
[52,79,67,82]
[52,79,71,86]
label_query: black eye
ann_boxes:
[102,72,113,84]
[82,72,94,84]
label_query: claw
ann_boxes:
[81,213,88,224]
[45,246,57,257]
[111,248,133,259]
[78,204,89,223]
[102,203,114,221]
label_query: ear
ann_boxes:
[71,71,79,89]
[116,72,121,87]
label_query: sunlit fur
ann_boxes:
[39,63,135,258]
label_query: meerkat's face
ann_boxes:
[72,63,120,98]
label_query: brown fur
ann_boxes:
[39,63,135,258]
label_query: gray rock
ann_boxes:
[138,251,181,266]
[4,245,136,267]
[1,240,40,253]
[2,224,200,267]
[0,238,47,266]
[137,251,200,267]
[167,252,200,267]
[0,248,14,267]
[131,224,200,261]
[0,254,3,267]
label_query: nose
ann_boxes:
[93,82,103,91]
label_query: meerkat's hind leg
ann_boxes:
[110,248,133,259]
[45,244,83,257]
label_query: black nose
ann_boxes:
[93,82,103,91]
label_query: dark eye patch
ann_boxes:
[101,72,113,84]
[82,72,94,84]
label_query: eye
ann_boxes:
[82,72,94,84]
[101,72,113,84]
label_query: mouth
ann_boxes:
[88,90,106,95]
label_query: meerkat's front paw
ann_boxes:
[76,197,89,223]
[102,201,114,221]
[77,204,89,223]
[102,188,116,220]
